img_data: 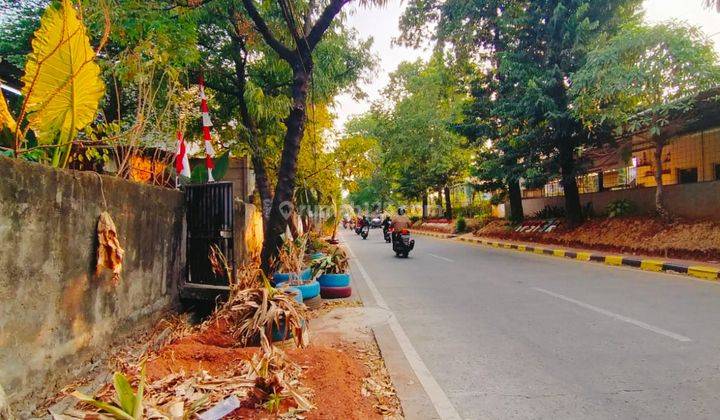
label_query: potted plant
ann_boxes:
[311,248,350,288]
[272,235,312,285]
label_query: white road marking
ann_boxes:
[532,287,692,342]
[345,241,462,420]
[428,253,454,263]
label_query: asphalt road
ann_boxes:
[341,228,720,420]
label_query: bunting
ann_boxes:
[199,76,216,182]
[174,131,190,178]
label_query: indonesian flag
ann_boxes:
[174,131,191,178]
[199,76,216,182]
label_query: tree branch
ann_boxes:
[240,0,295,61]
[307,0,350,50]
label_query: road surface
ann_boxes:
[342,228,720,420]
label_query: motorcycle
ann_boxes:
[383,226,393,243]
[360,224,370,240]
[392,229,415,258]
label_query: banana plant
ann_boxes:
[20,0,105,167]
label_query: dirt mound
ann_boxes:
[476,217,720,262]
[145,323,380,419]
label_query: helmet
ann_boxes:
[397,207,406,215]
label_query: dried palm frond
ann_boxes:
[274,234,308,274]
[211,277,308,348]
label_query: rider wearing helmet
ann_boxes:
[391,207,411,240]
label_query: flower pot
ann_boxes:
[276,280,320,300]
[318,273,350,288]
[272,268,312,286]
[320,285,352,299]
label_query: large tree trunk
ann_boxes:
[653,139,669,218]
[444,186,453,219]
[260,64,311,273]
[507,178,524,222]
[559,143,584,226]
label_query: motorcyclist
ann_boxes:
[382,215,392,240]
[391,208,411,241]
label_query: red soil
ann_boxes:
[145,320,379,419]
[476,217,720,262]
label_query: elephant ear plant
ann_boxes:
[310,248,349,277]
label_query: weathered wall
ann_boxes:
[518,181,720,219]
[0,156,185,414]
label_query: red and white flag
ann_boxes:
[174,131,191,178]
[199,76,216,182]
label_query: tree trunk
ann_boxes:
[260,63,311,273]
[653,139,669,218]
[422,193,428,219]
[444,186,453,219]
[559,143,584,226]
[507,178,524,223]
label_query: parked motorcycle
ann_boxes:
[392,229,415,258]
[360,224,370,240]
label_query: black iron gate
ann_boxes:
[184,182,234,288]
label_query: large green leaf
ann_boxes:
[21,0,104,165]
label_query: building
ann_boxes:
[518,92,720,219]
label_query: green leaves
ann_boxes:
[189,151,230,183]
[71,366,145,420]
[571,22,720,137]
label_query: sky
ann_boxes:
[332,0,720,132]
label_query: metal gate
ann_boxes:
[184,182,234,287]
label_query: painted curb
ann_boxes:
[409,229,456,239]
[457,236,720,281]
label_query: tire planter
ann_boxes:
[303,295,323,310]
[271,319,305,342]
[272,268,313,286]
[277,280,320,300]
[318,273,350,288]
[285,287,303,304]
[320,285,352,299]
[311,252,326,260]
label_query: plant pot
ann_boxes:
[276,280,320,300]
[272,268,312,286]
[320,285,352,299]
[318,273,350,288]
[285,287,303,304]
[271,318,306,342]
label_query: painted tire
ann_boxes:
[283,280,320,299]
[318,273,350,288]
[311,252,326,260]
[273,268,312,286]
[271,319,305,342]
[303,295,323,310]
[320,285,352,299]
[285,287,303,304]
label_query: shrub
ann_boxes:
[310,247,349,276]
[606,199,635,218]
[410,215,421,224]
[455,216,467,233]
[534,205,565,219]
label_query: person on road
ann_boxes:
[391,208,411,241]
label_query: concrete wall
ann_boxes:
[518,181,720,219]
[0,156,185,414]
